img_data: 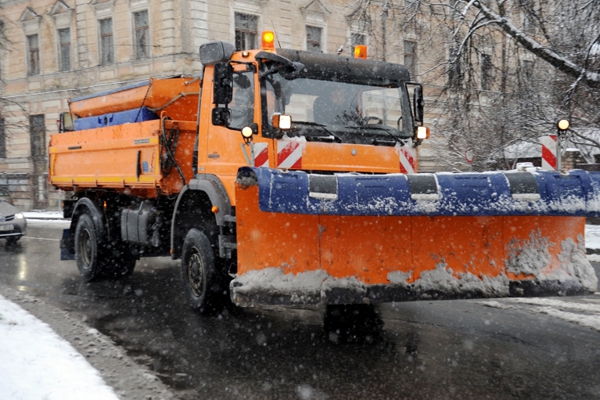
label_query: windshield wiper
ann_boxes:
[293,122,342,143]
[344,124,404,145]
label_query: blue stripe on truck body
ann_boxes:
[74,107,158,131]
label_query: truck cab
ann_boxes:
[196,37,427,206]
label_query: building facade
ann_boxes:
[0,0,452,210]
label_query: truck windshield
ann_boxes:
[262,70,413,145]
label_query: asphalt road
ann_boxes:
[1,220,600,400]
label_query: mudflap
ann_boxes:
[230,168,600,307]
[60,228,75,261]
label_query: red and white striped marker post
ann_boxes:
[540,135,557,170]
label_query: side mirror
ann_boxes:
[213,63,233,105]
[413,85,424,124]
[199,41,235,66]
[59,112,74,132]
[212,107,231,126]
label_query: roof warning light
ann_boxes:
[354,45,367,59]
[262,31,275,50]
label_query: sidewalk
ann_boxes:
[1,214,177,400]
[0,292,120,400]
[0,287,176,400]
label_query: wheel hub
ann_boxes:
[188,252,204,297]
[79,229,92,267]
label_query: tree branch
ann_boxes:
[472,1,600,87]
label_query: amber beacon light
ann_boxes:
[354,45,367,59]
[262,31,275,50]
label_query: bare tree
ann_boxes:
[451,0,600,166]
[428,0,600,168]
[344,0,600,170]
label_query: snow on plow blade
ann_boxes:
[231,167,600,307]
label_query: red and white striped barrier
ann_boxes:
[398,145,417,174]
[540,135,557,170]
[252,142,269,167]
[277,140,305,169]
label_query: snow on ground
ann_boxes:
[22,210,65,220]
[0,294,120,400]
[585,224,600,261]
[480,297,600,333]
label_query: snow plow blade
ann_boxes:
[231,167,599,307]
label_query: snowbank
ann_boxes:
[0,295,119,400]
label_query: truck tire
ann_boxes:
[6,236,20,245]
[75,213,103,281]
[181,228,226,315]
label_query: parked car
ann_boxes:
[0,189,27,245]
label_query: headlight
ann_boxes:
[14,213,24,220]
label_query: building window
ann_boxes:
[523,12,535,34]
[404,40,416,78]
[306,26,322,52]
[481,53,493,90]
[0,118,5,159]
[235,13,258,51]
[27,34,40,76]
[30,115,46,160]
[58,28,71,72]
[404,0,418,7]
[0,21,4,79]
[133,11,149,59]
[351,33,366,55]
[448,47,462,89]
[99,18,114,65]
[522,59,534,79]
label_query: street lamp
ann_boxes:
[556,119,570,171]
[557,119,570,132]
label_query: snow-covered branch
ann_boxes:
[470,1,600,87]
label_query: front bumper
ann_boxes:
[0,217,27,239]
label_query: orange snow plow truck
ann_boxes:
[50,35,598,314]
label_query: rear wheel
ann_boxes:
[75,213,137,281]
[75,214,102,281]
[181,228,227,314]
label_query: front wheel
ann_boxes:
[5,236,20,246]
[181,229,227,315]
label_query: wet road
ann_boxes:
[2,220,600,399]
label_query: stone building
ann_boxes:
[0,0,501,209]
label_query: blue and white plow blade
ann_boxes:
[243,167,600,217]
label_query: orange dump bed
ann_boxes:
[69,77,200,121]
[49,120,196,197]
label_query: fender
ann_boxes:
[187,174,233,225]
[62,197,106,257]
[170,174,233,258]
[71,197,106,238]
